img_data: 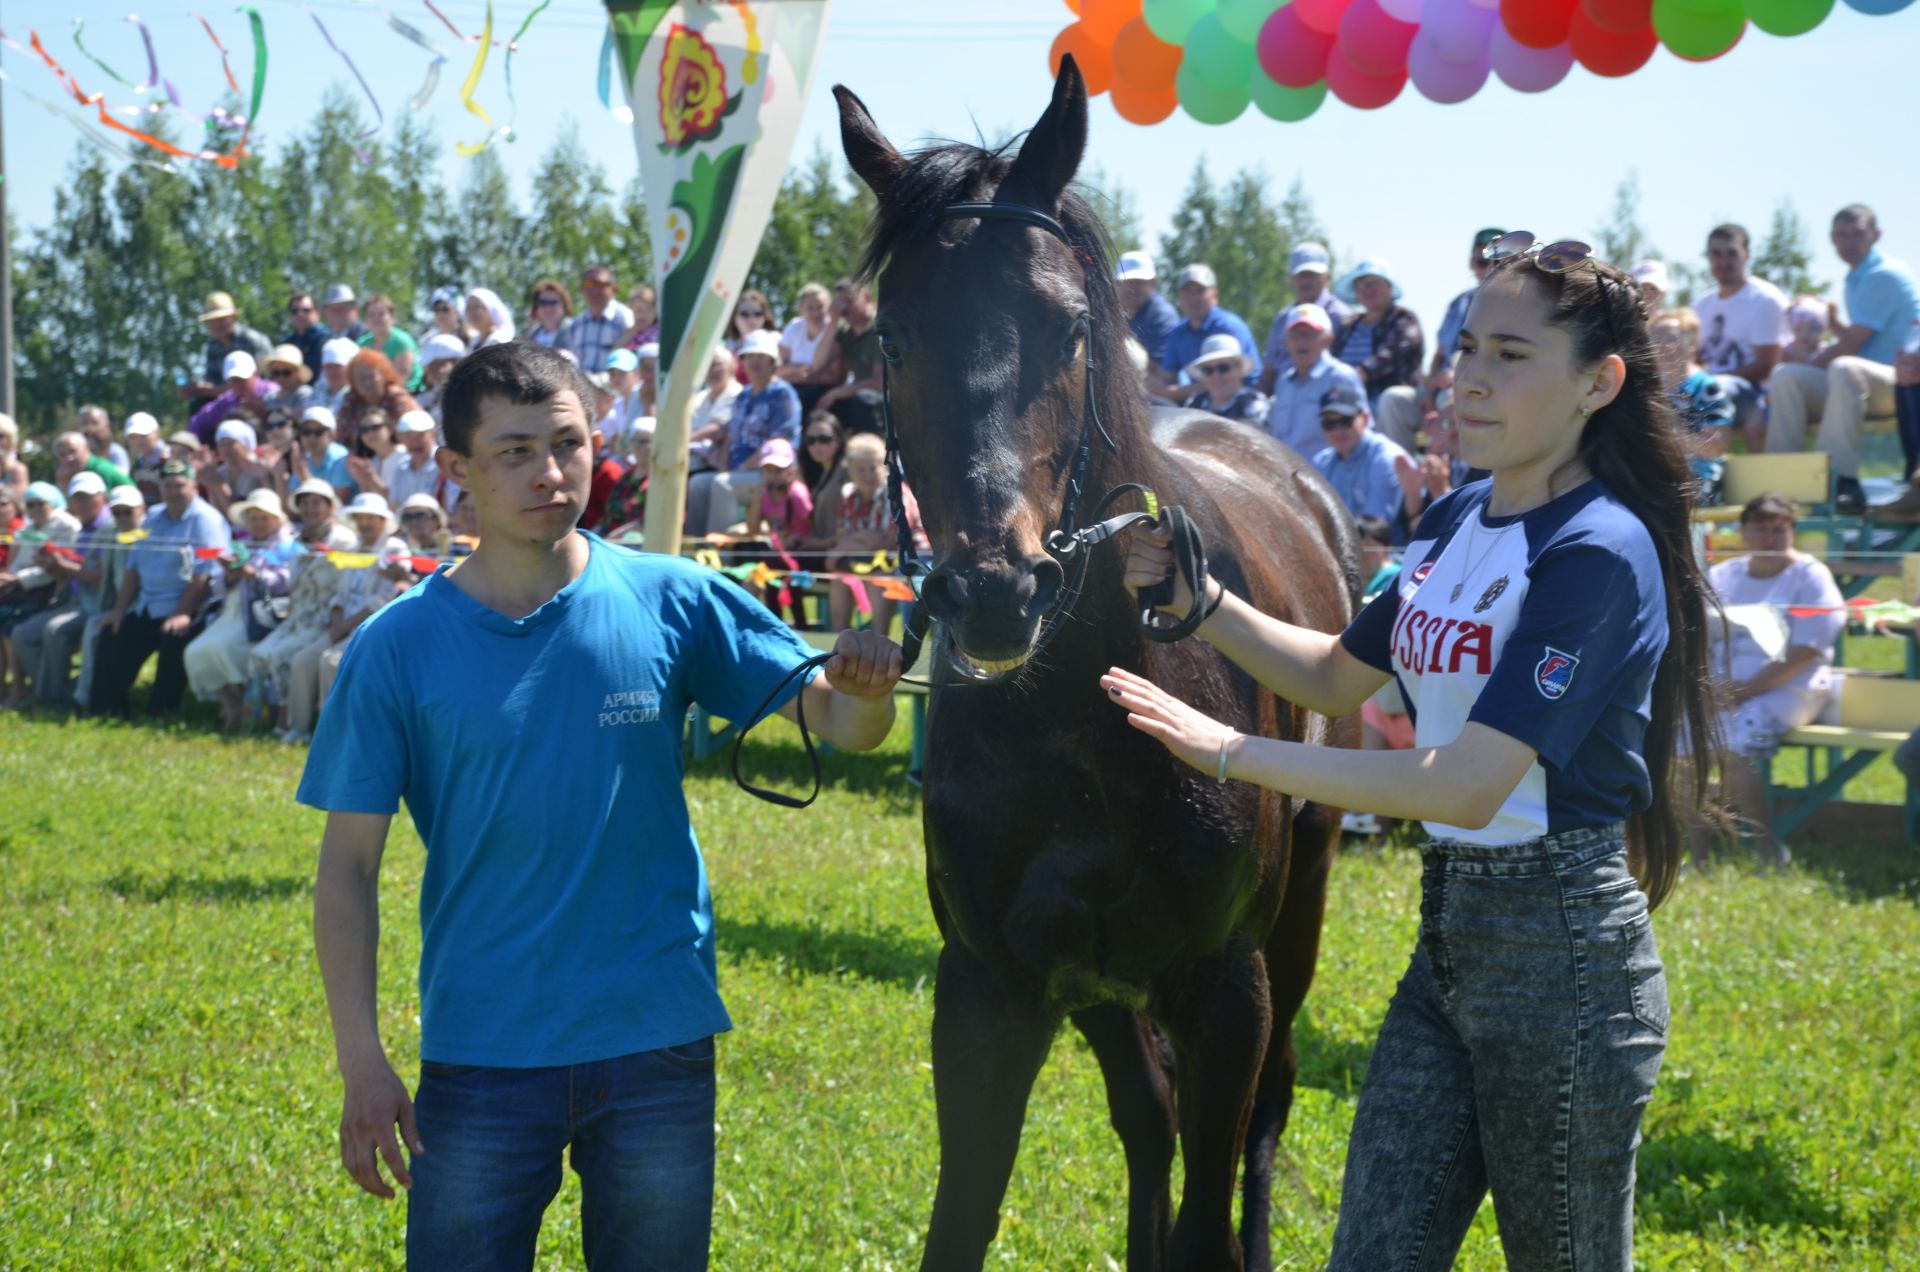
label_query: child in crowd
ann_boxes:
[826,433,927,635]
[123,413,168,502]
[746,437,812,545]
[1651,308,1733,502]
[1781,296,1829,366]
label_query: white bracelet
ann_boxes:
[1216,731,1236,784]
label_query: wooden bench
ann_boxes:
[1765,673,1920,847]
[1693,451,1835,525]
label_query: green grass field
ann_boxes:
[3,685,1917,1269]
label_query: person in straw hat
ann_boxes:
[263,342,319,416]
[184,487,298,730]
[283,492,412,742]
[249,478,359,737]
[185,290,273,412]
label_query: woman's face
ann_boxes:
[367,303,394,331]
[244,509,280,541]
[361,422,393,452]
[1740,513,1796,557]
[741,352,775,388]
[734,297,767,336]
[800,292,828,326]
[433,302,459,332]
[804,423,841,468]
[629,290,657,325]
[535,291,566,328]
[350,361,380,398]
[466,297,493,332]
[1354,275,1393,316]
[1452,275,1620,477]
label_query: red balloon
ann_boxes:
[1295,0,1357,37]
[1580,0,1653,33]
[1051,24,1116,95]
[1110,77,1180,124]
[1501,0,1578,48]
[1326,44,1408,107]
[1338,0,1419,77]
[1079,0,1140,47]
[1113,15,1183,91]
[1567,9,1657,74]
[1259,4,1337,87]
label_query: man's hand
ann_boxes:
[337,1052,424,1200]
[824,627,902,697]
[1394,452,1426,511]
[159,613,192,638]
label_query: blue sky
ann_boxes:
[3,0,1914,335]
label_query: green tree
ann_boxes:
[522,122,622,301]
[1159,161,1293,329]
[1277,174,1329,265]
[1076,163,1143,262]
[1753,200,1828,299]
[743,145,873,316]
[1595,171,1657,271]
[450,147,528,311]
[1158,159,1224,289]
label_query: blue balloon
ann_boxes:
[1840,0,1912,12]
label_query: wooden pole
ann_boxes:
[640,292,723,556]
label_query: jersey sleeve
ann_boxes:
[296,623,411,814]
[690,569,821,724]
[1340,585,1401,673]
[1467,543,1661,769]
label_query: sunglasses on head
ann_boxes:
[1482,231,1596,274]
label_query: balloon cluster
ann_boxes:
[1051,0,1910,122]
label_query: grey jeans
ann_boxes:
[1328,824,1667,1271]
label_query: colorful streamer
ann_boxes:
[422,0,504,46]
[71,19,135,89]
[500,0,555,142]
[308,8,383,158]
[127,14,170,97]
[188,10,242,95]
[453,0,501,155]
[0,67,181,174]
[377,8,450,112]
[20,27,240,169]
[236,5,267,151]
[596,26,635,124]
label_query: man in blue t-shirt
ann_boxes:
[302,342,903,1267]
[1116,250,1179,383]
[1152,263,1261,401]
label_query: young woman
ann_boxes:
[778,282,836,413]
[426,286,472,348]
[1105,240,1719,1269]
[524,279,574,349]
[358,295,421,391]
[723,289,779,383]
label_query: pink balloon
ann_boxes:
[1380,0,1426,19]
[1488,25,1574,91]
[1258,4,1338,86]
[1326,43,1408,106]
[1461,0,1501,9]
[1338,0,1418,77]
[1294,0,1357,37]
[1423,0,1500,61]
[1407,30,1491,101]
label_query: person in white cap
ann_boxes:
[1258,243,1354,395]
[250,477,360,738]
[1180,333,1270,423]
[1116,250,1179,386]
[414,332,467,421]
[1629,260,1670,314]
[385,409,446,509]
[1331,256,1426,452]
[0,412,29,500]
[189,349,273,445]
[186,290,273,411]
[396,491,448,553]
[687,327,800,534]
[291,407,358,505]
[183,488,298,729]
[9,472,110,708]
[1263,303,1368,457]
[321,337,363,411]
[1155,263,1261,403]
[206,418,271,515]
[122,412,167,492]
[282,492,412,742]
[323,283,369,344]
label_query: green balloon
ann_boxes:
[1745,0,1833,35]
[1183,12,1257,84]
[1251,73,1326,122]
[1176,58,1251,123]
[1143,0,1216,46]
[1652,0,1748,58]
[1218,0,1287,43]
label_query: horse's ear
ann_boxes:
[1005,54,1088,208]
[834,85,906,201]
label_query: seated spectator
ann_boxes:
[1766,204,1919,514]
[724,289,780,374]
[12,472,110,709]
[635,343,661,418]
[687,329,800,535]
[1154,264,1260,401]
[357,295,421,391]
[385,410,446,509]
[1312,381,1409,528]
[1651,308,1734,503]
[616,283,661,353]
[123,413,167,501]
[598,419,653,542]
[1700,492,1845,866]
[0,413,29,499]
[203,419,273,515]
[686,349,743,473]
[816,278,886,437]
[262,343,319,418]
[1780,297,1829,367]
[0,482,83,705]
[77,403,132,472]
[343,409,401,502]
[582,393,627,532]
[282,290,332,380]
[284,492,410,742]
[337,349,421,455]
[1259,244,1353,394]
[399,491,450,554]
[1428,229,1505,400]
[53,430,133,493]
[1181,335,1269,423]
[426,285,471,348]
[1262,303,1364,457]
[1694,223,1789,449]
[524,278,574,349]
[1630,260,1670,313]
[1117,251,1179,388]
[796,411,849,554]
[185,290,273,413]
[189,351,274,444]
[561,265,632,372]
[167,432,203,470]
[1331,256,1424,452]
[320,337,360,410]
[322,284,369,344]
[289,407,357,503]
[1394,388,1477,539]
[464,288,516,349]
[89,460,231,718]
[605,348,648,438]
[249,479,358,740]
[448,488,479,546]
[1892,340,1920,519]
[415,333,466,422]
[778,282,838,414]
[183,488,296,730]
[744,438,812,545]
[826,433,928,636]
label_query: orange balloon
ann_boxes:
[1063,0,1081,12]
[1080,0,1141,46]
[1051,24,1116,95]
[1109,76,1179,124]
[1112,16,1183,91]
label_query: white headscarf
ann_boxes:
[466,287,517,345]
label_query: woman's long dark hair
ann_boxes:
[1489,253,1722,909]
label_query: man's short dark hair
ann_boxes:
[439,342,599,456]
[289,291,317,311]
[1707,223,1750,253]
[1739,490,1798,526]
[1834,203,1877,231]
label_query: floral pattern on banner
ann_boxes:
[657,24,740,155]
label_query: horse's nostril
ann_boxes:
[1022,556,1064,619]
[920,568,972,623]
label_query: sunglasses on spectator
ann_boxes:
[298,427,330,438]
[402,510,439,522]
[290,304,316,314]
[268,366,299,378]
[738,308,764,319]
[536,295,564,307]
[583,278,613,288]
[1319,414,1358,431]
[805,433,837,444]
[111,505,139,516]
[1200,363,1239,377]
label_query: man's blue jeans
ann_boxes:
[406,1037,716,1271]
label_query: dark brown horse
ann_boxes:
[836,58,1359,1272]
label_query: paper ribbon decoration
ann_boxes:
[309,8,383,158]
[849,549,896,575]
[0,66,180,174]
[596,26,637,123]
[71,18,134,88]
[117,529,151,544]
[20,27,243,168]
[501,0,556,141]
[454,1,502,155]
[377,7,450,112]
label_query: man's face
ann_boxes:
[1117,278,1155,313]
[849,454,884,496]
[448,392,594,546]
[289,298,318,332]
[741,352,776,386]
[1177,282,1216,323]
[323,365,348,392]
[244,509,280,541]
[324,301,358,330]
[55,436,88,470]
[1285,324,1329,363]
[352,513,388,546]
[1322,412,1366,459]
[297,493,334,529]
[298,423,334,457]
[69,491,104,524]
[1741,512,1795,557]
[582,272,615,312]
[401,507,441,545]
[1831,215,1879,267]
[80,411,111,443]
[111,501,144,534]
[204,314,236,342]
[1291,269,1327,302]
[403,427,436,458]
[1707,236,1748,287]
[161,475,195,513]
[842,288,874,324]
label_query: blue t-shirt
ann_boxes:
[296,535,819,1067]
[1843,248,1920,365]
[129,497,231,618]
[1339,480,1668,845]
[306,442,357,498]
[1127,291,1180,370]
[1313,429,1410,527]
[1161,306,1262,386]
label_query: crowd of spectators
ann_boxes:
[0,203,1913,760]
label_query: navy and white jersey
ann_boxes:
[1340,479,1669,846]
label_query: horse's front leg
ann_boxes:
[1073,1004,1177,1272]
[920,942,1055,1272]
[1162,933,1273,1272]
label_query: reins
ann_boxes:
[729,197,1215,808]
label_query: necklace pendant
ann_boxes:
[1450,583,1463,603]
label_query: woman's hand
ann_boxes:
[1121,524,1193,616]
[1101,666,1239,777]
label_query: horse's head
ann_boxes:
[835,58,1133,680]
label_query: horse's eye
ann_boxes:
[1063,317,1089,362]
[878,330,903,366]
